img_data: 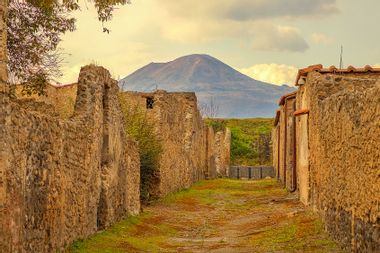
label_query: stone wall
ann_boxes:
[120,91,231,197]
[273,69,380,251]
[303,72,380,251]
[0,65,140,253]
[14,84,78,119]
[214,128,231,177]
[0,0,7,86]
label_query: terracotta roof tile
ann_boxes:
[295,64,380,85]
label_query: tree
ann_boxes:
[2,0,130,95]
[199,97,220,118]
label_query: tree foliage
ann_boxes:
[7,0,129,95]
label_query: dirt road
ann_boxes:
[69,179,344,253]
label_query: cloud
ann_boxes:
[311,33,335,44]
[251,24,309,52]
[238,63,299,86]
[161,0,338,21]
[157,0,338,44]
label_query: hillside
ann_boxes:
[206,118,273,166]
[120,54,296,118]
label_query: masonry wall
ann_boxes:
[206,126,217,179]
[303,72,380,251]
[0,66,140,253]
[295,85,310,205]
[213,128,231,177]
[121,91,231,197]
[15,84,78,118]
[285,97,296,191]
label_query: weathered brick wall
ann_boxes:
[301,72,380,251]
[0,65,140,252]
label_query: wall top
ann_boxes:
[295,64,380,86]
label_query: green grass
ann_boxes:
[205,118,274,166]
[250,213,341,252]
[67,179,341,253]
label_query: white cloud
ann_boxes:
[57,0,339,83]
[251,24,309,52]
[311,33,335,44]
[160,0,338,21]
[238,64,299,86]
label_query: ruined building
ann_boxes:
[120,91,231,197]
[0,66,141,252]
[273,65,380,252]
[0,66,231,252]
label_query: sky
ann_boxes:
[59,0,380,86]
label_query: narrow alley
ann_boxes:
[69,179,343,253]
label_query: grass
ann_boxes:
[67,179,343,253]
[205,118,274,166]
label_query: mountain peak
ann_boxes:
[120,54,296,118]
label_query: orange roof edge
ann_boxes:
[295,64,380,86]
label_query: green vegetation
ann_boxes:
[67,179,341,253]
[206,118,274,166]
[119,94,162,203]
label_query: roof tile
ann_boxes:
[295,64,380,85]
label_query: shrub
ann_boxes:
[119,94,162,203]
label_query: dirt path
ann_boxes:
[69,179,344,253]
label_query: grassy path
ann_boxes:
[68,179,343,253]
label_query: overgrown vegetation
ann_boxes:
[119,94,162,203]
[206,118,273,166]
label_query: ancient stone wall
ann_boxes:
[206,126,217,179]
[0,0,7,86]
[273,69,380,251]
[121,91,231,197]
[303,72,380,251]
[214,128,231,177]
[0,65,140,253]
[14,84,78,119]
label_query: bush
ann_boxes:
[119,94,162,203]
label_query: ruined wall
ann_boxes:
[0,0,7,86]
[206,126,217,179]
[121,91,231,197]
[121,91,208,197]
[275,94,297,191]
[301,72,380,251]
[0,65,140,253]
[295,85,310,205]
[284,97,296,191]
[278,105,286,183]
[15,84,78,118]
[271,124,279,178]
[214,128,231,177]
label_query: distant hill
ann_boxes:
[119,54,296,118]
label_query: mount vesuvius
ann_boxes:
[119,54,296,118]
